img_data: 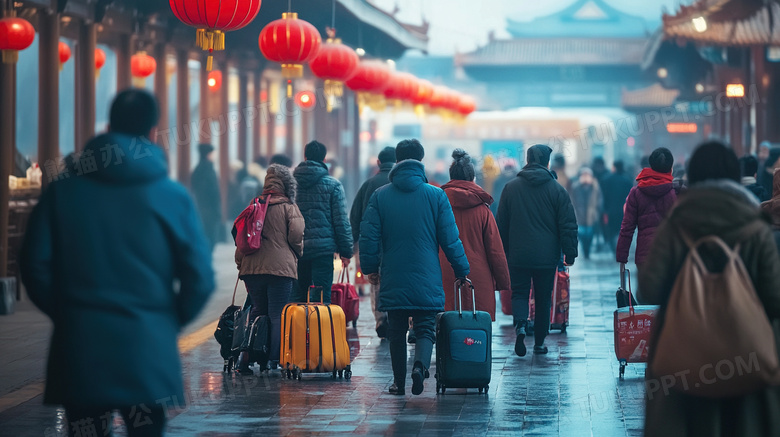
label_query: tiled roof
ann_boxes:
[622,83,680,110]
[458,38,649,66]
[662,0,778,46]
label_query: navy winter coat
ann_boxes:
[350,161,393,243]
[360,160,470,312]
[497,164,578,268]
[20,133,214,409]
[294,161,353,260]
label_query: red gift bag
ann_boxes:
[331,270,359,328]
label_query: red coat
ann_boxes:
[439,180,511,320]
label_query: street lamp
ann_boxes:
[692,16,707,33]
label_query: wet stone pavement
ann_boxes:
[168,254,648,436]
[0,253,649,436]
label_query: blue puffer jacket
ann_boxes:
[360,160,470,311]
[294,160,353,260]
[20,132,214,409]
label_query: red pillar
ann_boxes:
[38,9,60,188]
[238,69,248,166]
[252,72,261,161]
[75,20,96,151]
[176,49,191,186]
[116,33,132,90]
[153,44,169,153]
[219,60,230,223]
[0,8,13,277]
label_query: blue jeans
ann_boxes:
[387,310,436,386]
[242,274,293,362]
[578,225,594,258]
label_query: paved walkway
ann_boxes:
[0,249,648,436]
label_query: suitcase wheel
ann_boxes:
[345,366,352,380]
[338,370,343,379]
[560,324,567,334]
[352,319,357,328]
[332,370,337,379]
[619,362,626,380]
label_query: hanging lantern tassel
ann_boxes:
[196,29,225,71]
[2,49,18,64]
[414,104,426,118]
[287,80,293,98]
[324,80,344,113]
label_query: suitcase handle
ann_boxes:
[338,268,351,285]
[307,286,324,304]
[454,278,476,316]
[625,268,635,316]
[620,263,626,289]
[231,276,240,306]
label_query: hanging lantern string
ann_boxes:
[331,0,336,30]
[288,0,292,13]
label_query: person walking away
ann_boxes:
[270,153,293,168]
[235,164,304,374]
[759,147,780,197]
[490,163,518,216]
[740,155,770,201]
[440,149,511,320]
[571,167,602,259]
[293,141,353,304]
[639,141,780,437]
[20,90,214,437]
[360,139,470,396]
[497,144,578,357]
[601,160,634,252]
[616,147,678,268]
[761,168,780,228]
[349,146,395,338]
[551,153,572,193]
[191,143,222,251]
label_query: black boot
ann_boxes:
[236,352,253,375]
[411,361,426,395]
[515,322,527,357]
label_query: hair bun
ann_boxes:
[452,148,469,162]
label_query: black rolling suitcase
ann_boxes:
[215,278,242,372]
[231,300,272,372]
[435,279,492,394]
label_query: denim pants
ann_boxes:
[294,255,334,304]
[579,225,595,258]
[509,267,556,346]
[387,310,436,386]
[242,274,293,363]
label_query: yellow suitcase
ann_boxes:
[281,287,352,379]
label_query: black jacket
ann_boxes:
[350,162,394,243]
[746,182,770,202]
[497,164,578,268]
[602,171,634,232]
[294,160,353,260]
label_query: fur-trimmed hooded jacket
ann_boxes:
[236,164,305,279]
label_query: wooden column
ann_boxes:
[199,58,210,144]
[350,91,361,197]
[116,33,132,90]
[252,72,261,160]
[153,44,169,151]
[38,9,60,188]
[0,11,13,277]
[238,69,248,165]
[75,20,96,150]
[176,49,191,186]
[265,78,276,160]
[285,87,294,160]
[219,61,230,222]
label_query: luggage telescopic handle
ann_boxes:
[308,285,324,304]
[454,278,476,316]
[626,268,635,316]
[231,276,240,306]
[620,263,626,290]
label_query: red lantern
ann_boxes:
[397,73,419,103]
[457,95,476,117]
[346,60,391,112]
[0,17,35,64]
[429,86,446,109]
[131,52,157,87]
[58,41,71,70]
[412,79,433,106]
[259,13,321,80]
[95,48,106,77]
[207,70,222,92]
[308,37,358,106]
[169,0,262,71]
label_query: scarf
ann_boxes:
[636,168,673,188]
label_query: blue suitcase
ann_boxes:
[435,280,492,394]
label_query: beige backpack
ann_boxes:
[650,231,780,398]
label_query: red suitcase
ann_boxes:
[613,268,659,379]
[528,268,570,333]
[331,270,359,328]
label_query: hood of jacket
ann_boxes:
[671,179,764,240]
[518,163,556,187]
[389,159,427,192]
[263,164,297,203]
[81,133,168,184]
[442,179,493,208]
[293,160,329,189]
[636,168,673,187]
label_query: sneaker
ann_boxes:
[389,384,405,396]
[407,331,416,344]
[514,333,527,357]
[411,362,425,395]
[534,345,548,355]
[376,323,388,339]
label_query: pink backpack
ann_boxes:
[233,196,271,255]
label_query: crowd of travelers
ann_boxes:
[17,90,780,437]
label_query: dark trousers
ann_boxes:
[387,310,436,386]
[294,255,334,304]
[65,406,166,437]
[243,274,293,363]
[579,225,594,259]
[510,266,556,346]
